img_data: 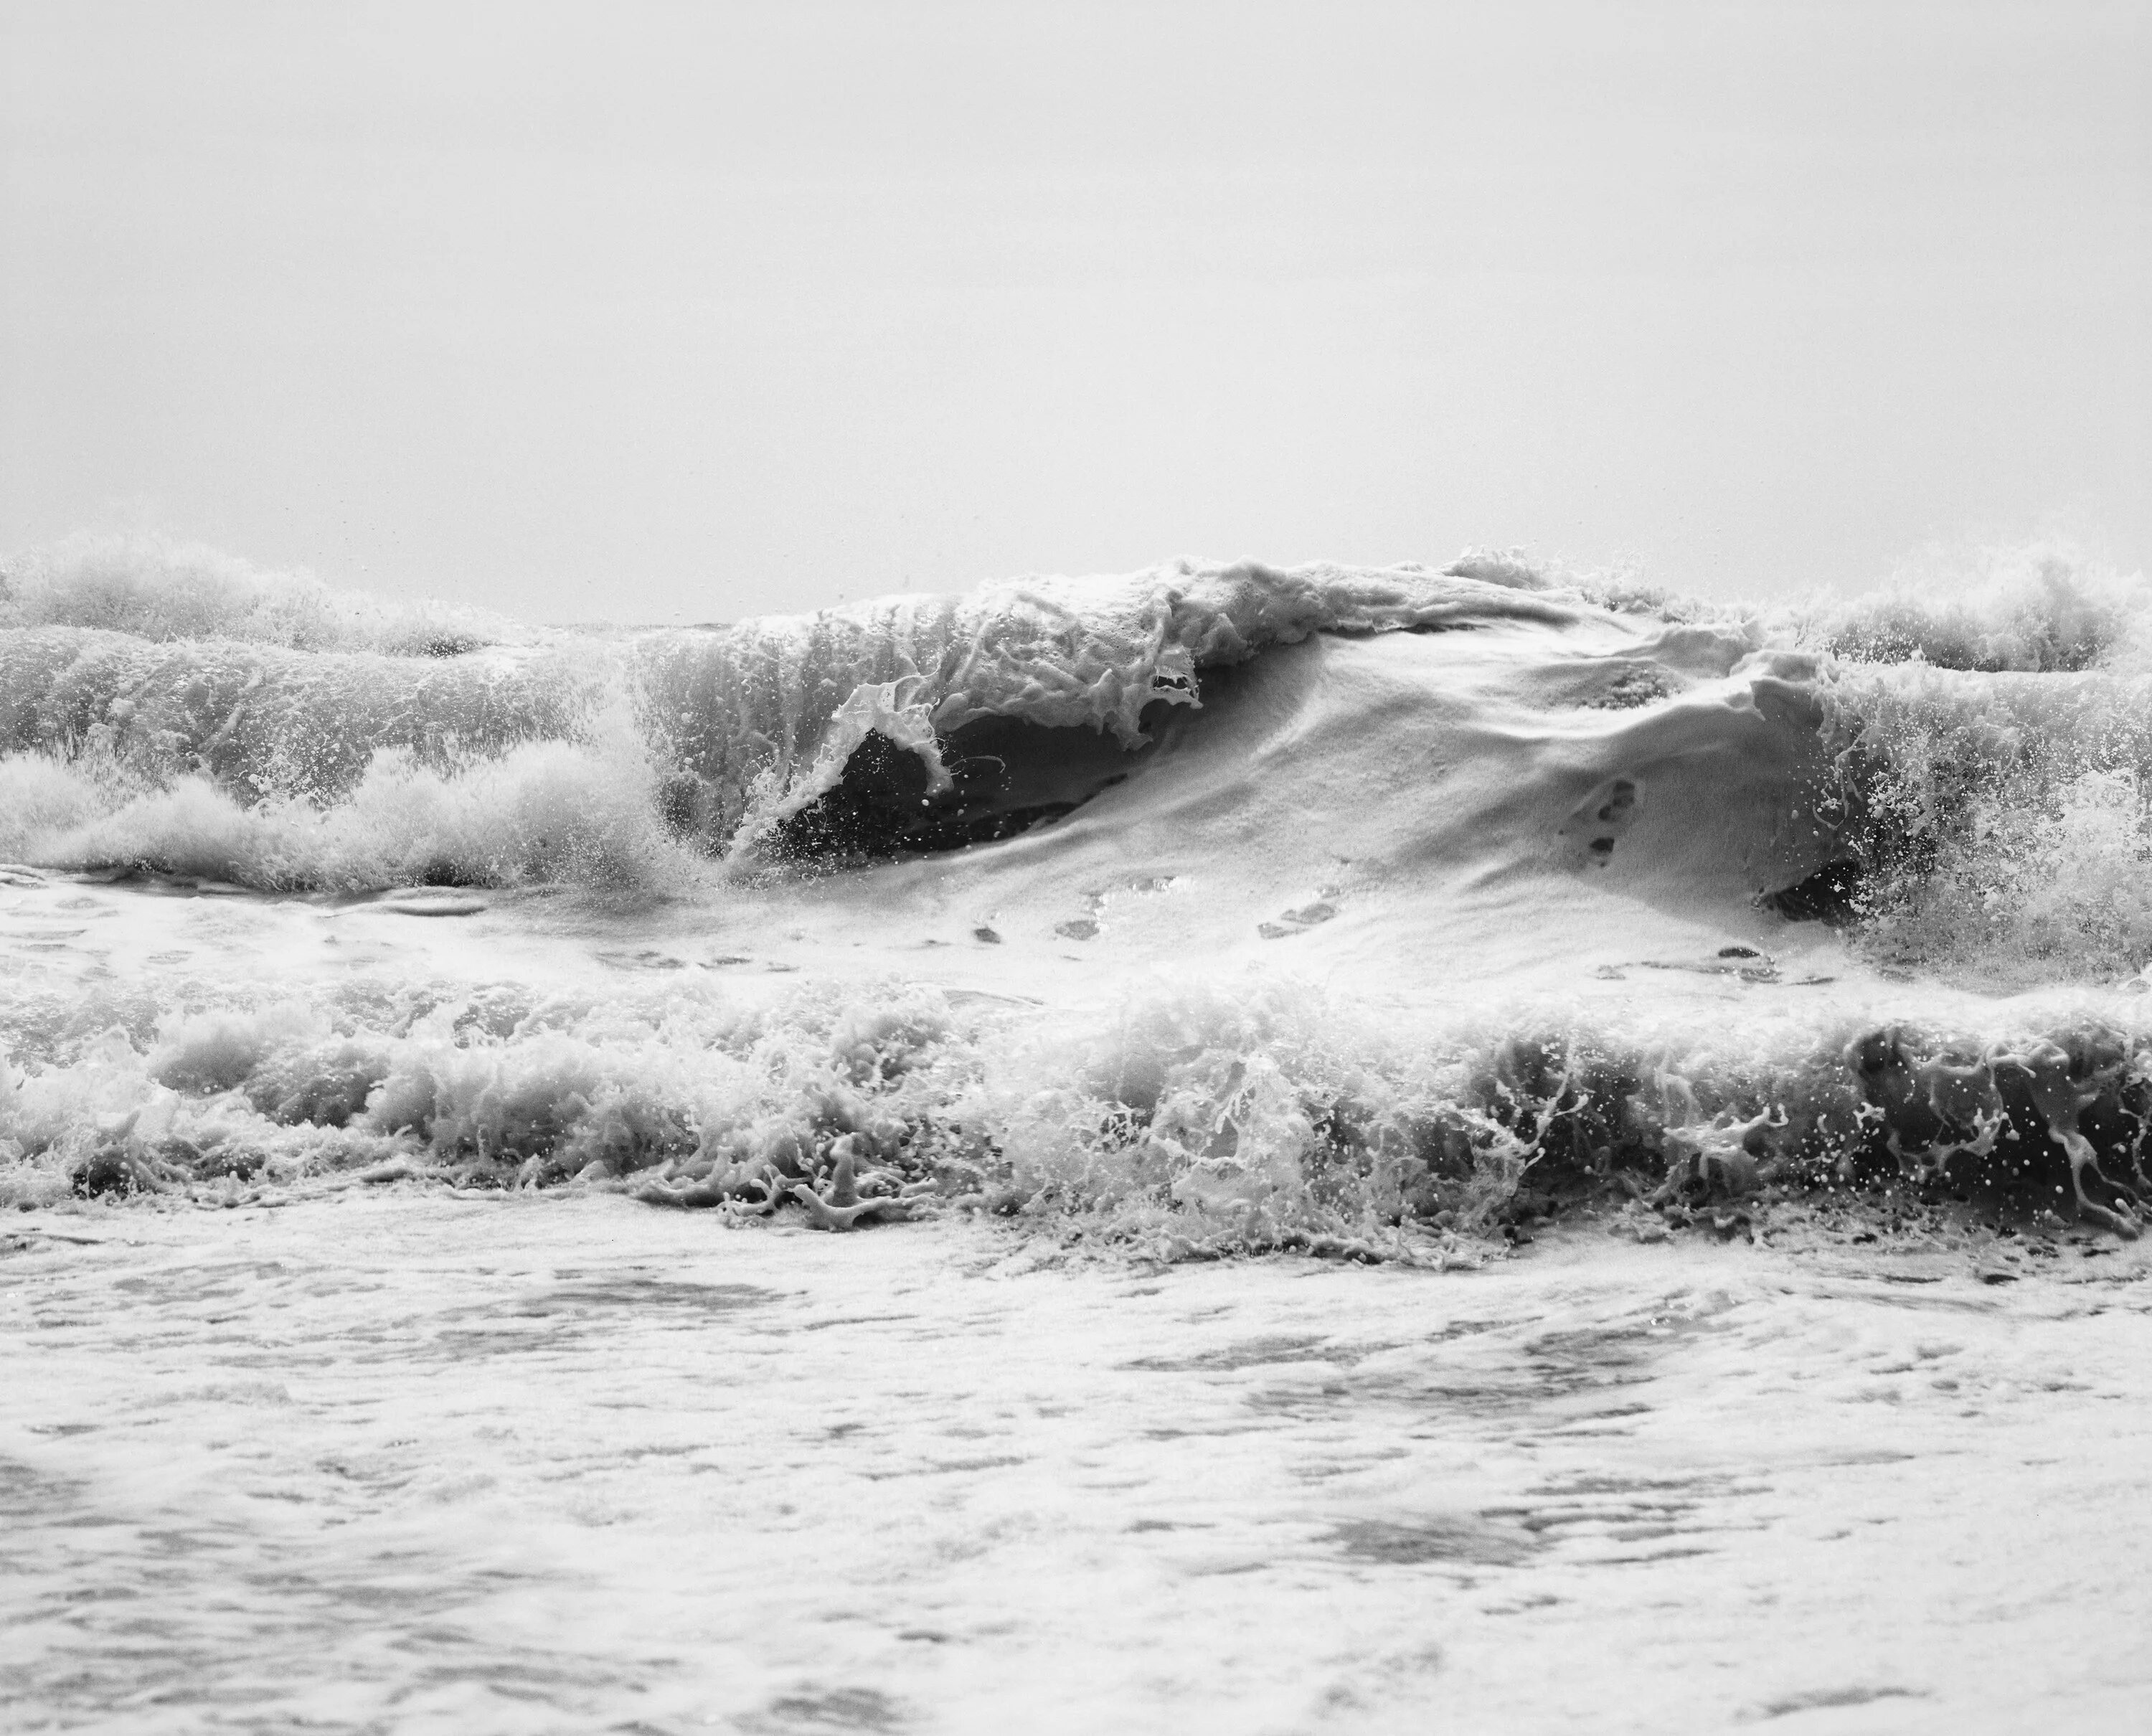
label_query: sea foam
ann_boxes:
[5,535,2152,1250]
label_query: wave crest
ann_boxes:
[6,972,2147,1245]
[1,534,511,655]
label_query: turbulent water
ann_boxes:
[6,533,2152,1251]
[6,534,2152,1732]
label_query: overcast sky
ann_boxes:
[4,1,2146,623]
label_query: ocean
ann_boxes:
[4,536,2150,1732]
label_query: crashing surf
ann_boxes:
[4,533,2151,1251]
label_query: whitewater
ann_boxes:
[4,536,2151,1732]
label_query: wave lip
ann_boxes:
[636,557,1589,854]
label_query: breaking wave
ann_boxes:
[0,545,1575,887]
[0,739,681,894]
[4,960,2148,1253]
[1,534,512,656]
[6,533,2147,912]
[5,532,2152,1250]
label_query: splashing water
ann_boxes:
[4,533,2151,1252]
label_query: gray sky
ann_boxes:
[4,0,2146,623]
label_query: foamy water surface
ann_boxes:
[5,537,2152,1729]
[9,1198,2149,1734]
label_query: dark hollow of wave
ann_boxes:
[1759,859,1867,924]
[753,707,1171,864]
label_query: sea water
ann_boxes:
[4,536,2151,1731]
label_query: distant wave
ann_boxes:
[1,534,512,655]
[0,738,676,893]
[1483,536,2148,674]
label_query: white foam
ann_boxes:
[0,736,689,892]
[1,532,511,654]
[4,539,2152,1239]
